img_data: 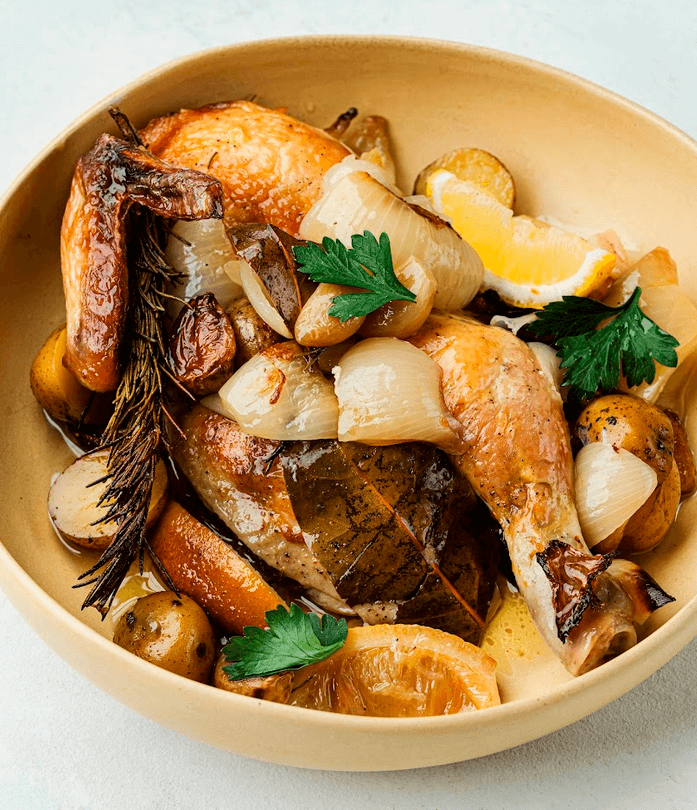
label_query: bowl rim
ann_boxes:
[2,32,697,743]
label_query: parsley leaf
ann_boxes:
[292,231,416,321]
[528,287,679,402]
[221,604,348,681]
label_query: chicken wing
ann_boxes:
[61,135,223,391]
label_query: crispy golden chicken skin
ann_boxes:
[140,101,350,236]
[411,312,672,675]
[61,135,224,392]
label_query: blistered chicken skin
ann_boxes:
[141,101,350,236]
[411,312,672,675]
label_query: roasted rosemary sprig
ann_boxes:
[71,107,224,615]
[75,209,183,615]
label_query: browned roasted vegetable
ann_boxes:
[113,591,215,682]
[212,653,292,702]
[150,501,285,634]
[227,297,284,367]
[281,441,498,643]
[575,394,675,486]
[664,409,696,495]
[344,115,396,183]
[168,293,236,396]
[30,325,94,423]
[227,223,316,333]
[575,394,683,554]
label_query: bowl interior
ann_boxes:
[1,36,697,769]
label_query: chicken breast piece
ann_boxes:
[141,100,350,236]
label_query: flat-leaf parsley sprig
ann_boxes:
[528,287,679,402]
[293,231,416,321]
[222,604,348,681]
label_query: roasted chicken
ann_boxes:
[410,312,672,674]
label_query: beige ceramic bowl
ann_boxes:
[1,36,697,771]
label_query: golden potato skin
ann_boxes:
[227,297,283,367]
[212,653,292,703]
[113,591,215,682]
[413,147,515,208]
[664,409,696,495]
[620,460,682,554]
[575,394,674,486]
[30,325,93,423]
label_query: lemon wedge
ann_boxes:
[288,624,500,716]
[427,169,616,308]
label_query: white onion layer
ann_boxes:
[164,219,244,313]
[322,155,400,195]
[299,170,484,310]
[575,443,658,549]
[239,261,293,339]
[333,337,462,451]
[217,343,338,440]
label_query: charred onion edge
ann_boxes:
[535,539,616,642]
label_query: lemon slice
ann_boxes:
[427,170,616,308]
[288,624,500,716]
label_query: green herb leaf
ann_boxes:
[528,287,679,402]
[222,604,348,681]
[292,231,416,321]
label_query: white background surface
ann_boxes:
[2,1,697,808]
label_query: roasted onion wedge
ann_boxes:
[334,338,463,452]
[217,342,339,441]
[299,168,484,310]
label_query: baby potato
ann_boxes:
[575,394,675,486]
[619,460,682,554]
[212,652,292,703]
[30,325,93,423]
[48,451,169,550]
[113,591,215,682]
[227,296,283,367]
[413,147,515,208]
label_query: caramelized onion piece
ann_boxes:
[239,262,293,339]
[334,338,462,451]
[61,134,224,391]
[344,115,397,185]
[217,342,339,440]
[294,283,366,347]
[299,169,484,310]
[227,297,283,367]
[227,224,315,337]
